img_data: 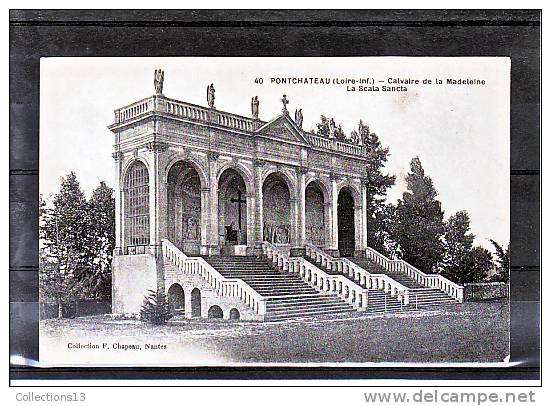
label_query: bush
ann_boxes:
[140,289,173,325]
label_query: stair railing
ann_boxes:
[304,243,410,306]
[161,239,267,318]
[263,241,369,311]
[365,247,464,302]
[304,244,335,272]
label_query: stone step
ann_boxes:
[266,294,331,303]
[265,308,355,321]
[267,302,352,313]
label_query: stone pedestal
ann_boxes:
[289,247,306,257]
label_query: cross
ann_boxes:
[281,94,289,112]
[230,190,247,230]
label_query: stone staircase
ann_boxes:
[307,256,406,314]
[349,257,459,310]
[203,256,356,321]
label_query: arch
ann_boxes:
[229,308,240,320]
[167,161,203,254]
[261,167,297,200]
[167,283,185,314]
[305,177,330,202]
[218,168,249,246]
[217,162,253,194]
[191,288,201,317]
[336,181,361,205]
[305,180,326,247]
[121,157,150,187]
[165,156,208,188]
[262,172,292,245]
[123,160,150,247]
[337,187,355,257]
[208,305,223,319]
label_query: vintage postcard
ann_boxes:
[38,57,510,366]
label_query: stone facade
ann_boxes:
[109,90,371,316]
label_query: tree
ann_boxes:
[40,172,89,277]
[490,239,510,283]
[392,157,445,272]
[78,182,115,300]
[39,251,84,318]
[456,246,495,284]
[140,290,173,325]
[360,120,396,255]
[440,211,475,280]
[40,173,115,305]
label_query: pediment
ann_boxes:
[255,114,310,145]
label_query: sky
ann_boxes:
[40,57,510,250]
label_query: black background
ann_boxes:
[9,9,541,382]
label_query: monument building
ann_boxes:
[109,70,463,321]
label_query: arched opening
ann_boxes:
[338,187,355,257]
[305,181,326,247]
[229,308,240,320]
[262,172,291,245]
[167,161,202,255]
[208,305,223,319]
[123,160,150,250]
[191,288,201,318]
[218,168,248,247]
[167,284,185,315]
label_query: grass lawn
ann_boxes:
[39,300,509,366]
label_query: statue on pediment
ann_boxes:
[251,96,259,119]
[294,108,303,128]
[154,69,164,95]
[207,83,216,108]
[329,118,336,139]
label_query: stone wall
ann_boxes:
[164,262,261,320]
[112,254,160,315]
[464,282,509,301]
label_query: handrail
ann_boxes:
[365,247,464,302]
[304,243,410,305]
[161,239,267,317]
[263,241,369,310]
[305,133,366,157]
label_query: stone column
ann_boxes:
[291,167,307,257]
[146,141,168,257]
[354,203,363,253]
[207,152,220,255]
[298,168,307,245]
[200,187,210,255]
[253,159,265,253]
[112,151,123,255]
[360,179,369,252]
[246,192,256,253]
[324,201,332,249]
[289,197,298,247]
[328,173,339,256]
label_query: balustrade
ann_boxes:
[161,239,267,317]
[263,241,369,310]
[365,247,464,302]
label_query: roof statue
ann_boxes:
[207,83,216,108]
[154,68,164,95]
[294,108,303,128]
[281,94,289,114]
[251,96,259,119]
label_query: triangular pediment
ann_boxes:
[254,114,310,145]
